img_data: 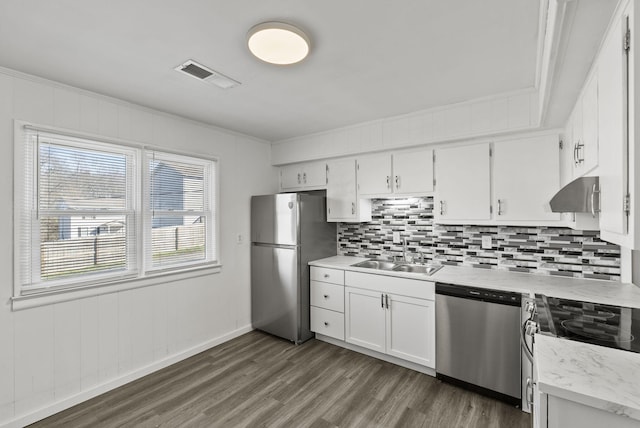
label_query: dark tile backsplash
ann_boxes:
[337,198,621,281]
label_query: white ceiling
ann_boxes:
[0,1,608,142]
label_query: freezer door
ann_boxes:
[251,194,298,245]
[251,243,300,342]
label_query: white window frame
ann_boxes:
[13,121,221,307]
[143,149,218,274]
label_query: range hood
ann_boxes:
[549,176,600,214]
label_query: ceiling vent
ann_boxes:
[174,60,241,89]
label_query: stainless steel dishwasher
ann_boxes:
[436,283,522,406]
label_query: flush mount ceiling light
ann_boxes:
[247,22,310,65]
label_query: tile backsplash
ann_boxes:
[337,198,621,281]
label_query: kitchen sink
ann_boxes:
[392,264,443,275]
[351,260,398,270]
[350,260,442,276]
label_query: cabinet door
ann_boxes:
[533,383,546,428]
[547,395,639,428]
[580,72,599,174]
[393,149,434,195]
[302,162,327,188]
[357,154,393,196]
[345,287,386,353]
[598,13,628,236]
[435,144,491,221]
[326,159,357,220]
[571,99,583,179]
[493,136,561,222]
[385,294,435,367]
[280,165,303,190]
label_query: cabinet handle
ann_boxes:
[297,173,301,184]
[395,175,400,189]
[526,377,534,406]
[386,176,391,189]
[591,183,600,217]
[303,172,307,184]
[385,294,389,309]
[352,202,355,215]
[323,274,330,278]
[497,199,503,216]
[573,143,578,165]
[323,294,329,299]
[324,321,329,326]
[381,294,384,308]
[576,141,584,165]
[439,200,444,216]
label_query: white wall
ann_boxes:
[271,89,539,165]
[0,69,278,427]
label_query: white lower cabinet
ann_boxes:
[310,306,345,341]
[535,392,638,428]
[344,287,386,353]
[311,267,436,370]
[385,293,435,366]
[344,272,436,369]
[310,266,346,341]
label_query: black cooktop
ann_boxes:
[535,294,640,353]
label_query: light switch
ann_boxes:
[482,235,492,249]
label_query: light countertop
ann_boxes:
[535,334,640,421]
[309,255,640,309]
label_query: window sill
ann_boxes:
[11,264,222,311]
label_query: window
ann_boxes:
[145,150,216,272]
[16,124,218,296]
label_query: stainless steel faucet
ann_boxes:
[403,237,412,263]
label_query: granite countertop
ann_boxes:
[535,334,640,421]
[309,255,640,309]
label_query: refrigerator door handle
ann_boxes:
[251,242,298,250]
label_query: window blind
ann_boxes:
[19,128,137,291]
[145,150,216,271]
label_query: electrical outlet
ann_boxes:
[393,232,401,244]
[481,235,492,249]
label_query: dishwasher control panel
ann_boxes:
[436,283,521,306]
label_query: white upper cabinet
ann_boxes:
[598,10,628,239]
[356,148,434,197]
[435,143,491,221]
[493,136,561,222]
[280,161,326,191]
[565,70,598,181]
[356,154,393,196]
[392,149,434,195]
[326,158,371,222]
[580,72,599,174]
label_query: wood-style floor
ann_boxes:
[30,331,531,428]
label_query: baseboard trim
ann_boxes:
[2,324,253,428]
[315,333,436,377]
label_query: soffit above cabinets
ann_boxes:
[0,0,617,142]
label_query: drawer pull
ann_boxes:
[324,274,330,278]
[323,294,329,299]
[324,322,329,326]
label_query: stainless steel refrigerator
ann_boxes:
[251,192,336,344]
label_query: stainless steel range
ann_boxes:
[533,295,640,354]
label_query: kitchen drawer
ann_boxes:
[310,266,344,285]
[310,306,345,340]
[310,280,344,312]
